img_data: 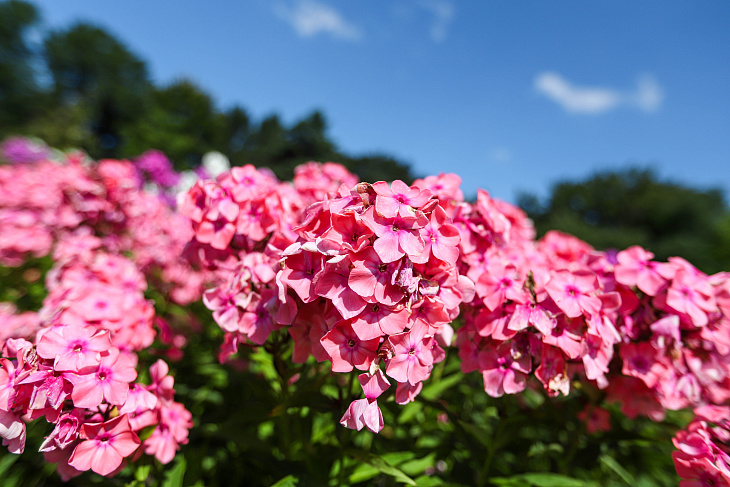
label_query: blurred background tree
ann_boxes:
[519,167,730,273]
[0,0,44,131]
[0,0,414,181]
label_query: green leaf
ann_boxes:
[162,456,187,487]
[0,454,19,478]
[270,474,299,487]
[135,464,152,482]
[349,463,380,484]
[492,473,586,487]
[400,453,437,476]
[347,450,417,485]
[420,373,463,400]
[600,454,636,484]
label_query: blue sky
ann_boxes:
[32,0,730,203]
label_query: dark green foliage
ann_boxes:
[0,0,43,132]
[519,167,730,273]
[42,23,152,158]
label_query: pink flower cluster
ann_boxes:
[672,405,730,485]
[0,142,209,305]
[0,237,193,479]
[185,167,474,431]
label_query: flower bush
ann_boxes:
[1,136,728,485]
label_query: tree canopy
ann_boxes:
[519,167,730,273]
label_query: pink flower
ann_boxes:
[385,323,434,385]
[359,369,390,399]
[18,365,73,410]
[351,302,409,341]
[579,406,611,434]
[36,325,111,372]
[322,212,373,253]
[40,410,83,452]
[411,206,461,265]
[320,322,380,373]
[395,381,423,404]
[372,180,432,218]
[475,262,526,311]
[361,207,427,263]
[348,248,404,306]
[620,342,667,388]
[279,248,324,304]
[340,398,383,433]
[144,401,192,464]
[535,346,569,397]
[315,257,367,319]
[614,246,667,296]
[0,409,25,454]
[545,270,601,319]
[478,341,531,398]
[69,415,140,476]
[663,269,716,327]
[70,348,137,408]
[148,359,175,402]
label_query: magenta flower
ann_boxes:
[315,257,367,319]
[351,302,409,340]
[70,348,137,408]
[322,212,373,253]
[663,269,716,327]
[535,346,569,396]
[340,398,383,433]
[411,206,461,265]
[320,322,380,373]
[0,409,25,454]
[361,207,427,263]
[372,180,432,218]
[478,342,531,398]
[545,270,601,319]
[620,342,668,389]
[385,323,434,385]
[279,249,324,303]
[36,325,111,372]
[614,246,667,296]
[69,415,140,476]
[39,410,83,452]
[19,365,73,410]
[348,248,404,306]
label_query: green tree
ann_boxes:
[42,22,152,157]
[519,167,729,273]
[122,80,227,169]
[0,0,43,134]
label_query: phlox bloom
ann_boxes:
[36,325,111,372]
[340,398,383,433]
[545,270,601,319]
[320,322,379,373]
[372,180,431,219]
[70,348,137,408]
[69,415,140,476]
[385,323,434,385]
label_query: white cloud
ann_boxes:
[274,0,362,41]
[419,0,454,43]
[489,147,512,163]
[534,72,664,114]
